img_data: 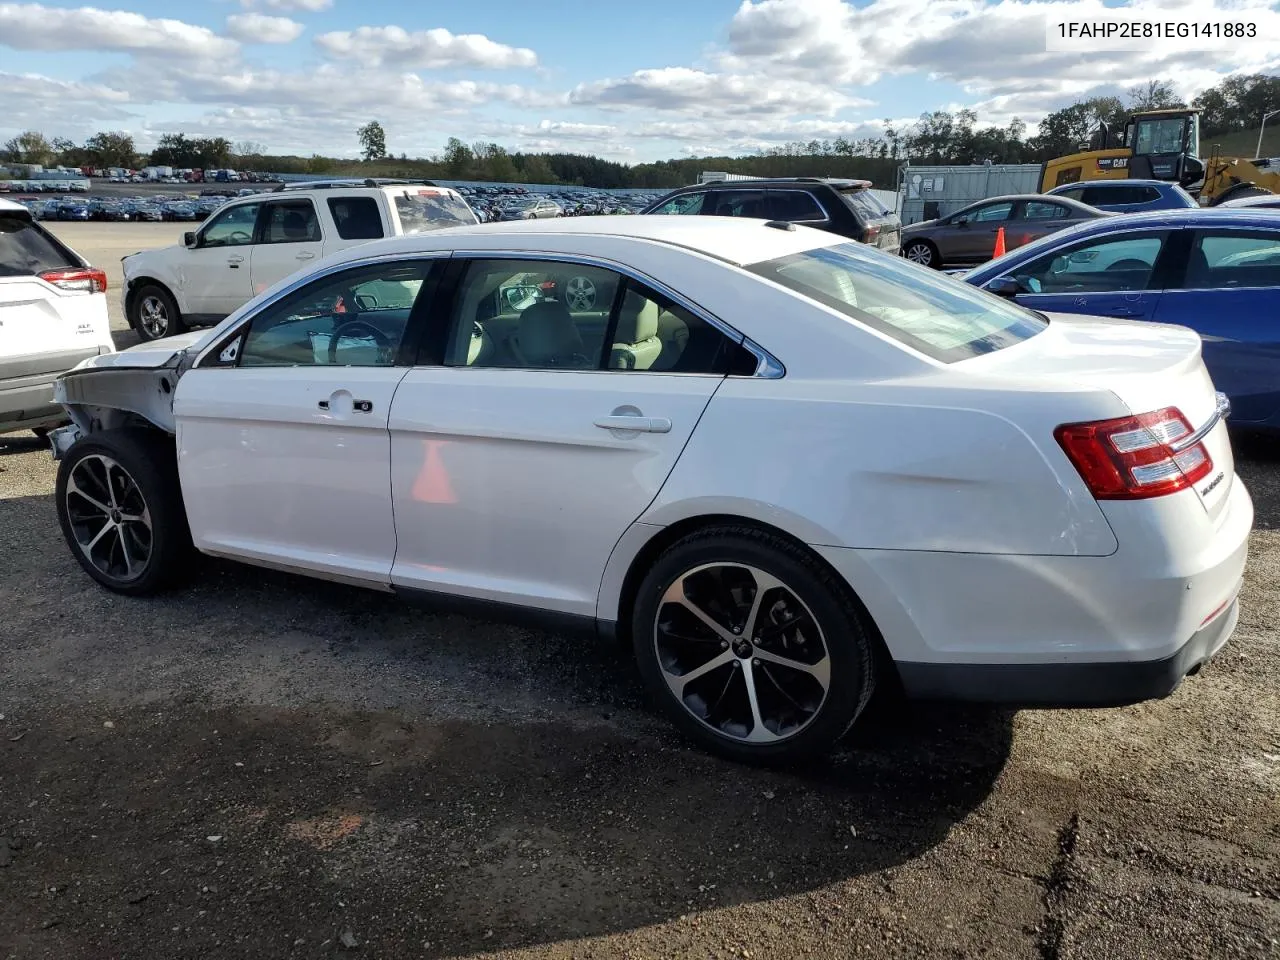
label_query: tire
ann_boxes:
[1209,183,1271,206]
[129,284,186,342]
[631,525,877,764]
[55,428,196,595]
[902,240,939,268]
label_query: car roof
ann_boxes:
[327,214,840,267]
[0,197,31,218]
[1047,178,1177,190]
[676,177,873,191]
[953,194,1103,214]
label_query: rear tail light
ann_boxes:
[861,224,881,243]
[39,267,107,294]
[1055,407,1212,500]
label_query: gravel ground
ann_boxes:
[0,227,1277,959]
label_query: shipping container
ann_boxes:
[897,163,1043,225]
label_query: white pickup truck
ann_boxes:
[122,179,478,340]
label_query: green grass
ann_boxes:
[1202,125,1280,158]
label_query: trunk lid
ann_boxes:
[0,213,94,362]
[966,312,1234,520]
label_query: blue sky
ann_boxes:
[2,0,1278,163]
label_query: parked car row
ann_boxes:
[13,194,231,223]
[457,184,663,222]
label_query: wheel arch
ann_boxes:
[599,511,901,688]
[126,276,183,323]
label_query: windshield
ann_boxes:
[748,242,1046,362]
[1134,117,1187,156]
[392,190,477,233]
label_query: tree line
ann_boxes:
[4,74,1276,189]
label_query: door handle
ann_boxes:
[593,415,671,434]
[296,252,316,261]
[318,398,373,412]
[228,255,244,264]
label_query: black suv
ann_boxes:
[641,178,901,253]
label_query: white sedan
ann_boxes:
[47,217,1252,763]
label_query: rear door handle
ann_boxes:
[318,398,374,412]
[228,255,244,264]
[594,415,671,434]
[296,251,316,261]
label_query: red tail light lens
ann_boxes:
[39,268,107,294]
[861,224,881,243]
[1055,407,1213,500]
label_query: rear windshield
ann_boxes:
[748,242,1045,362]
[0,215,79,277]
[840,188,892,219]
[392,190,477,233]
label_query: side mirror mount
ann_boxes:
[953,216,969,227]
[183,231,197,248]
[986,276,1020,298]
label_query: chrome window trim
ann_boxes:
[1160,284,1280,294]
[191,250,452,369]
[447,249,786,379]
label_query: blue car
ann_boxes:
[1046,178,1198,213]
[965,209,1280,432]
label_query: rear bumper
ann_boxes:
[0,348,108,432]
[895,595,1239,707]
[815,475,1253,708]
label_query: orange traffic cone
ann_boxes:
[992,226,1007,258]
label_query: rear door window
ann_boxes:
[327,197,384,240]
[0,215,79,276]
[705,191,767,217]
[1186,231,1280,289]
[1021,201,1069,220]
[764,190,825,222]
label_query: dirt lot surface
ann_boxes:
[1,227,1277,959]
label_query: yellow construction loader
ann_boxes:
[1039,107,1279,205]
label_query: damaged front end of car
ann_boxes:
[49,340,201,460]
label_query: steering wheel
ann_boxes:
[328,319,394,365]
[226,230,251,244]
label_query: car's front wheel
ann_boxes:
[55,428,195,595]
[632,526,876,764]
[902,240,939,268]
[129,284,187,341]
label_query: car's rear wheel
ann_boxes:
[130,284,186,342]
[632,526,876,764]
[903,240,939,268]
[55,428,195,595]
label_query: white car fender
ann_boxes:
[123,247,191,313]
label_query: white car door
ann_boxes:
[387,256,756,617]
[173,256,441,584]
[249,198,327,300]
[182,200,261,318]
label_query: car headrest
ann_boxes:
[613,290,659,344]
[517,301,583,365]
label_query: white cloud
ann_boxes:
[240,0,331,10]
[314,25,538,69]
[570,67,868,116]
[722,0,1280,111]
[0,2,238,59]
[225,13,303,44]
[0,72,134,134]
